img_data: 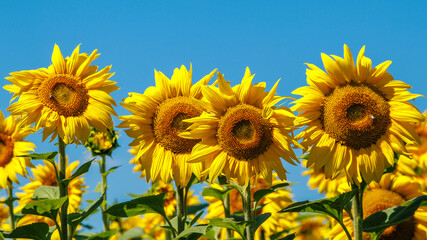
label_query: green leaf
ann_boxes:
[101,166,120,178]
[20,152,58,160]
[253,183,290,203]
[22,196,68,221]
[175,225,212,240]
[187,203,209,215]
[362,195,427,239]
[254,213,271,231]
[0,231,4,240]
[278,233,296,240]
[33,186,60,199]
[68,193,105,235]
[94,182,103,194]
[119,227,144,240]
[2,222,49,240]
[63,159,95,185]
[209,217,254,240]
[280,190,357,223]
[270,229,290,240]
[105,193,167,218]
[189,211,205,227]
[88,230,119,240]
[202,187,233,202]
[21,152,59,172]
[186,174,200,192]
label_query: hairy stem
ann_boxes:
[176,186,185,234]
[100,155,110,231]
[58,137,69,240]
[223,192,233,238]
[352,184,363,240]
[243,184,254,240]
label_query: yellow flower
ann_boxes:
[111,182,200,240]
[0,201,11,231]
[148,182,199,217]
[396,111,427,191]
[180,68,299,186]
[329,173,427,240]
[15,160,86,227]
[118,64,216,187]
[0,110,35,189]
[110,215,165,240]
[302,160,349,198]
[292,45,424,184]
[85,127,119,156]
[5,44,119,145]
[204,175,296,239]
[292,216,331,240]
[129,145,146,179]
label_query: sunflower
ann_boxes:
[329,173,427,240]
[292,45,424,184]
[396,111,427,191]
[15,160,86,227]
[118,64,216,187]
[110,215,165,240]
[180,68,299,186]
[0,201,11,231]
[204,175,296,239]
[0,110,35,189]
[85,127,119,156]
[292,216,331,240]
[302,160,349,198]
[4,44,118,145]
[111,182,200,240]
[129,145,147,179]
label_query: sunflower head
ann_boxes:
[292,45,424,184]
[0,110,35,189]
[330,173,427,240]
[5,44,119,145]
[118,64,217,187]
[85,127,119,156]
[16,159,86,216]
[181,67,299,186]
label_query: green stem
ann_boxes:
[6,183,15,230]
[243,184,254,240]
[338,219,353,240]
[352,184,363,240]
[176,186,185,234]
[58,137,69,240]
[164,216,177,238]
[223,192,233,239]
[6,179,16,240]
[100,155,110,231]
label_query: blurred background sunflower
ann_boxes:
[0,110,35,189]
[329,173,427,240]
[203,175,296,239]
[15,160,86,227]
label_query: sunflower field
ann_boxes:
[0,2,427,240]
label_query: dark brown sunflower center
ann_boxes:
[217,104,273,160]
[37,74,89,117]
[0,133,14,167]
[322,83,391,150]
[363,189,415,240]
[153,96,203,154]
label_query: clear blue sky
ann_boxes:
[0,0,426,232]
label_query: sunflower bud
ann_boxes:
[85,128,119,156]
